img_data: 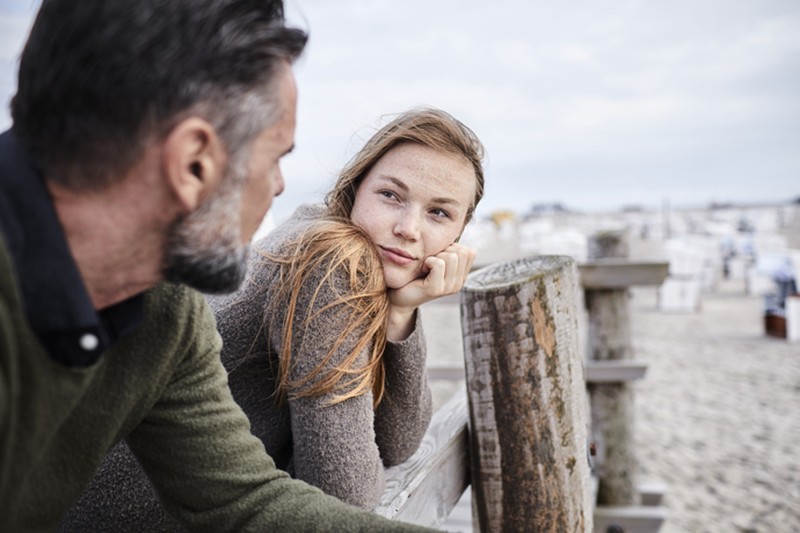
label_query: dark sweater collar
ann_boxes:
[0,129,143,367]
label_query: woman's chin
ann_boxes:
[383,270,416,290]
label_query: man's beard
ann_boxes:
[162,158,250,294]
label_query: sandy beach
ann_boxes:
[423,267,799,532]
[631,279,800,532]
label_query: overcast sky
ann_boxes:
[2,0,798,223]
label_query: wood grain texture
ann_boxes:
[578,260,669,289]
[586,231,638,506]
[376,388,470,527]
[584,360,648,383]
[460,255,592,532]
[594,505,668,532]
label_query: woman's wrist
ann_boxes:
[386,305,417,342]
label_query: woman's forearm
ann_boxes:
[386,305,417,342]
[374,313,433,465]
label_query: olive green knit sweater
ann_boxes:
[0,235,434,532]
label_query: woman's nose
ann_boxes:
[393,210,420,240]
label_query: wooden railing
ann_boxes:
[583,231,669,533]
[378,250,670,532]
[378,255,592,531]
[374,387,470,527]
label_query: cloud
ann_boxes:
[2,0,798,219]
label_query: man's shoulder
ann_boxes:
[110,283,220,378]
[146,282,206,310]
[141,282,216,339]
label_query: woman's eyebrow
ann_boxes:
[431,196,460,206]
[377,175,409,193]
[378,175,462,206]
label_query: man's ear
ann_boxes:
[162,117,227,213]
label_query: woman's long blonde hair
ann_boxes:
[267,218,388,406]
[272,107,485,407]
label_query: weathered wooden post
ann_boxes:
[578,233,670,532]
[585,229,636,505]
[461,255,592,532]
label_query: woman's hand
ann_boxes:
[386,243,477,341]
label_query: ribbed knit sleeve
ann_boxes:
[268,260,387,510]
[374,311,433,466]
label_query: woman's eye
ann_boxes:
[379,190,397,200]
[431,208,451,219]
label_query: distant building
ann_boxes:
[525,202,571,218]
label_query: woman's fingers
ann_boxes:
[389,244,478,310]
[455,245,476,284]
[429,244,476,295]
[422,255,447,293]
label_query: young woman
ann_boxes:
[209,106,485,509]
[59,107,485,530]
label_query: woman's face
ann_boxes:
[350,142,476,289]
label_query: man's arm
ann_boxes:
[127,289,434,531]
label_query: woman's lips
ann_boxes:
[380,246,414,266]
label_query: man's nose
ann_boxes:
[274,167,285,197]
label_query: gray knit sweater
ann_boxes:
[211,205,433,507]
[59,205,433,530]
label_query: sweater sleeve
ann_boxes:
[270,262,388,510]
[374,311,433,466]
[125,289,432,532]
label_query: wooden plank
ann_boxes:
[375,388,470,527]
[427,363,465,381]
[462,256,593,532]
[579,260,669,289]
[585,360,648,383]
[593,479,666,507]
[593,505,668,533]
[440,486,474,531]
[638,481,667,507]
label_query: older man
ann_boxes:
[0,0,433,531]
